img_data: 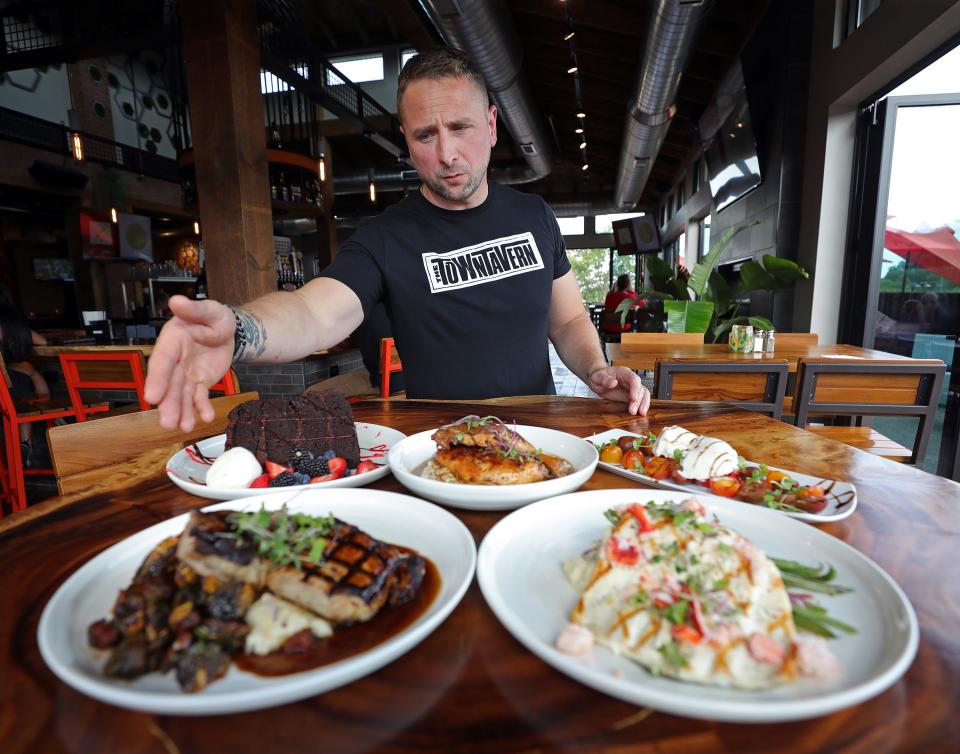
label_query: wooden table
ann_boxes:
[33,340,157,358]
[3,396,959,753]
[608,342,913,372]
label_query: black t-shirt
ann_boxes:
[322,182,571,400]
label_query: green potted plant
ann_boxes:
[615,222,809,342]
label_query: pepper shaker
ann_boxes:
[764,329,776,354]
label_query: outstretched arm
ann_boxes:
[145,277,364,431]
[548,271,650,416]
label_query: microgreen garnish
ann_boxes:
[631,592,650,606]
[226,505,335,570]
[657,640,688,667]
[603,508,621,525]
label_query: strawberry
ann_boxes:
[355,460,379,474]
[310,457,347,484]
[265,460,292,479]
[249,473,270,488]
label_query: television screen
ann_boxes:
[611,215,661,255]
[705,94,761,212]
[33,258,74,281]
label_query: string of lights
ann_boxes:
[562,3,588,174]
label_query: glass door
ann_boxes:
[858,94,960,477]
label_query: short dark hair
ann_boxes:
[397,47,489,118]
[614,274,631,292]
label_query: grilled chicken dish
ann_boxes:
[88,505,428,692]
[424,415,574,485]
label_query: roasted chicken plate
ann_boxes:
[424,416,574,485]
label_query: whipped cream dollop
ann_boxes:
[679,435,739,481]
[205,446,263,489]
[652,425,697,459]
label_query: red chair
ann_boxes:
[0,355,106,516]
[379,337,403,398]
[210,368,240,396]
[58,351,147,421]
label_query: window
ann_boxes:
[692,158,701,194]
[676,182,686,212]
[846,0,883,37]
[595,212,642,234]
[699,216,712,261]
[260,63,308,94]
[557,216,585,235]
[401,49,418,69]
[326,54,384,86]
[566,248,612,304]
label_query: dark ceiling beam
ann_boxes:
[511,0,645,40]
[374,0,439,53]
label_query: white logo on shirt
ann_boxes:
[422,232,544,293]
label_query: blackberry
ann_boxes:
[268,471,300,487]
[296,456,329,477]
[288,446,316,468]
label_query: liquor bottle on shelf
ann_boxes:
[194,243,208,300]
[270,170,278,200]
[312,179,323,207]
[278,172,288,202]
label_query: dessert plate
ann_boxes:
[584,429,858,523]
[38,488,476,715]
[388,425,598,511]
[477,489,917,723]
[166,422,405,500]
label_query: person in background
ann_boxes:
[144,47,650,431]
[601,274,638,334]
[895,298,926,336]
[0,307,52,466]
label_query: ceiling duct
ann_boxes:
[417,0,552,184]
[613,0,709,209]
[333,159,538,195]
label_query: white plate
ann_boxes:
[166,423,406,500]
[38,488,476,716]
[477,489,917,723]
[584,429,858,523]
[387,425,599,511]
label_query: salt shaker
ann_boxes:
[753,329,765,353]
[764,329,776,354]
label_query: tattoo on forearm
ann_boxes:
[234,307,268,362]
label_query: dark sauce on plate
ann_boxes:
[235,551,440,677]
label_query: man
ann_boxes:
[145,48,650,431]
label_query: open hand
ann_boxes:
[144,295,235,431]
[587,366,651,416]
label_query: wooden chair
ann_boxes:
[58,350,148,420]
[47,391,258,497]
[654,358,790,419]
[793,359,945,464]
[773,332,819,348]
[380,337,403,398]
[0,353,109,516]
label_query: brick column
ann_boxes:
[66,58,116,141]
[181,0,274,304]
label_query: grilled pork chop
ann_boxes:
[176,511,425,624]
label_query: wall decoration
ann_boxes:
[118,213,153,262]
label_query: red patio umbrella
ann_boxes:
[884,225,960,286]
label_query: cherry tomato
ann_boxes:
[599,443,623,464]
[800,484,825,499]
[643,456,672,480]
[622,449,645,473]
[738,478,769,503]
[794,496,828,514]
[708,476,742,498]
[617,436,639,454]
[671,465,690,484]
[767,470,790,484]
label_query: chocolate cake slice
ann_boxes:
[224,391,360,466]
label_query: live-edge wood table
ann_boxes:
[2,396,958,754]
